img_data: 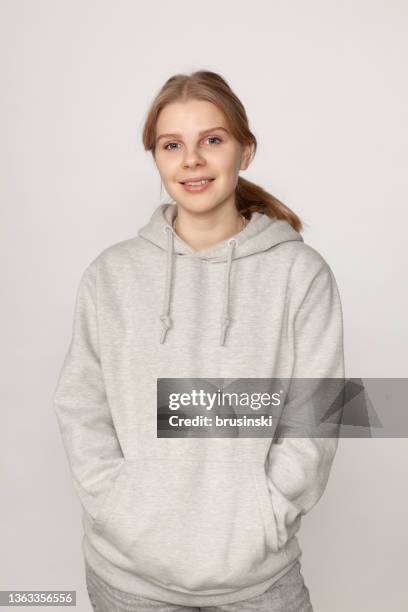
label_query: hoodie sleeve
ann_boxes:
[265,260,345,552]
[53,259,125,522]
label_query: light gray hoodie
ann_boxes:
[53,203,345,607]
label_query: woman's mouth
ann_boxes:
[180,178,215,193]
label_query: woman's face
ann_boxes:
[153,99,252,216]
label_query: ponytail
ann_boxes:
[236,176,303,232]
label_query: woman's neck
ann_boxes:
[172,205,247,251]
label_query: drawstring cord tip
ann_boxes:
[160,314,172,344]
[219,316,231,346]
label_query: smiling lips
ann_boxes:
[180,177,215,192]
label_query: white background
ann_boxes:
[1,1,407,610]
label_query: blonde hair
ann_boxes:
[142,70,303,232]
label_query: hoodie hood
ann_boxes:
[137,203,304,346]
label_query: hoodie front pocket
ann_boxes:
[93,460,127,534]
[252,464,281,553]
[252,464,303,554]
[93,459,278,592]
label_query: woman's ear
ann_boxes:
[240,143,254,171]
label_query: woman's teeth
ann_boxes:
[184,179,212,186]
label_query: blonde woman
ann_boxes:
[54,70,345,611]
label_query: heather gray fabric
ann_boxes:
[54,203,344,607]
[138,204,303,346]
[85,558,313,611]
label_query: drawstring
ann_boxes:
[219,238,236,346]
[159,226,174,344]
[159,226,237,346]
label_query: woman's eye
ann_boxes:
[164,142,179,151]
[163,136,222,151]
[205,136,222,145]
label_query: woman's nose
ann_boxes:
[182,148,206,167]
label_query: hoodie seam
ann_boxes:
[125,458,267,464]
[292,262,328,327]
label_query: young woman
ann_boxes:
[54,70,345,612]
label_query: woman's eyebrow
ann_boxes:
[156,126,229,143]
